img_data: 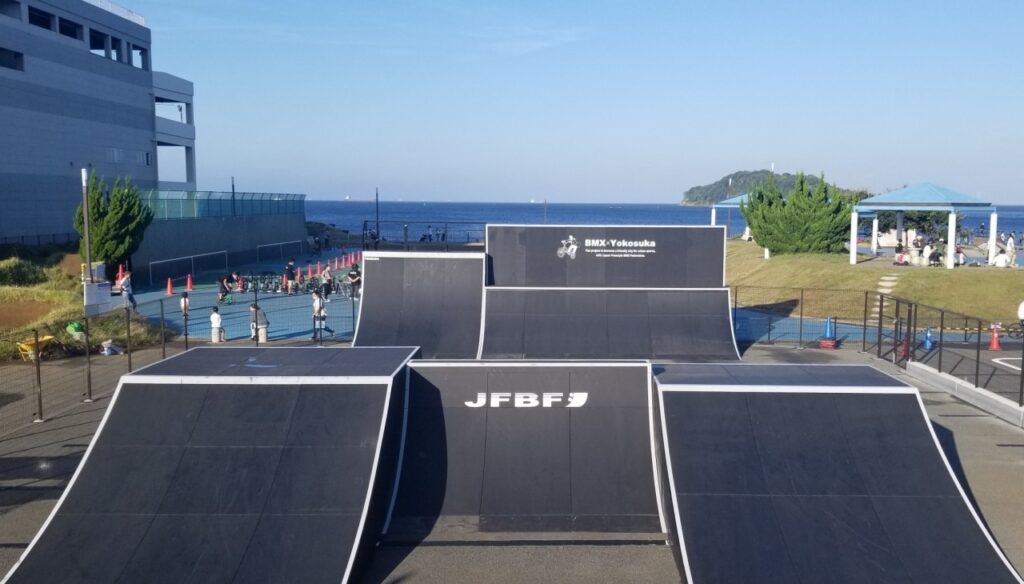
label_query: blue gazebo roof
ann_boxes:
[855,182,992,213]
[714,193,749,208]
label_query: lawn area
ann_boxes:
[726,240,1022,323]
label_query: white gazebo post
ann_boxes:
[896,211,904,245]
[987,211,999,264]
[849,210,859,265]
[710,206,717,226]
[871,216,879,255]
[946,212,956,269]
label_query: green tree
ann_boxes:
[741,172,852,254]
[73,173,153,277]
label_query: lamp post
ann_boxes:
[81,168,93,283]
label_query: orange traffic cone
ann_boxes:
[186,274,194,291]
[306,264,312,279]
[117,263,125,282]
[989,324,1002,351]
[166,277,174,296]
[334,257,339,270]
[317,261,321,275]
[282,274,287,289]
[237,274,244,290]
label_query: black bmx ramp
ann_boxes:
[354,252,485,359]
[486,224,725,288]
[480,288,740,361]
[656,363,1024,584]
[382,361,667,537]
[3,346,417,584]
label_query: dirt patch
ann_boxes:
[60,253,82,277]
[0,300,58,331]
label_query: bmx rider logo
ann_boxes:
[557,235,578,260]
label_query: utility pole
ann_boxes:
[81,168,93,282]
[375,187,380,239]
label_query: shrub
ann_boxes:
[0,258,46,286]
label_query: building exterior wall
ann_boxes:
[0,0,159,240]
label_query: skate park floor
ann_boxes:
[1,344,1022,582]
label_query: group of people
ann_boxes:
[892,237,954,267]
[177,256,363,343]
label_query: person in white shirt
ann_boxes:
[991,249,1012,268]
[210,306,224,342]
[1018,299,1024,326]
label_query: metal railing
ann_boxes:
[0,232,79,246]
[0,285,359,435]
[140,191,306,220]
[362,221,486,251]
[731,285,1023,406]
[3,282,1019,440]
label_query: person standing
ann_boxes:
[321,264,333,303]
[348,263,362,300]
[311,290,334,340]
[284,259,298,295]
[249,303,268,341]
[117,270,137,312]
[210,306,224,342]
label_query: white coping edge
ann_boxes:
[486,286,730,291]
[655,383,1024,584]
[121,375,398,385]
[906,361,1024,430]
[655,362,911,388]
[410,360,649,367]
[656,384,917,394]
[486,224,726,228]
[362,251,486,259]
[342,370,399,583]
[381,359,669,538]
[354,254,485,355]
[381,366,412,534]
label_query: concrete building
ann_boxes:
[0,0,195,244]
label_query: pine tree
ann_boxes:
[72,173,154,277]
[740,172,852,254]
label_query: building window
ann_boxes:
[27,6,54,30]
[0,47,24,71]
[132,46,148,70]
[58,18,83,40]
[89,29,108,58]
[110,36,124,62]
[0,0,20,20]
[145,152,152,166]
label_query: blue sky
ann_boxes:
[136,0,1024,203]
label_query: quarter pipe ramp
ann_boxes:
[2,347,417,584]
[354,252,485,359]
[656,363,1024,584]
[480,288,740,361]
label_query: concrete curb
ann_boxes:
[906,361,1024,429]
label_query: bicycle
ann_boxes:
[1007,321,1023,340]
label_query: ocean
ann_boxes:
[307,200,1024,246]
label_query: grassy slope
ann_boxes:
[0,260,165,360]
[726,240,1021,323]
